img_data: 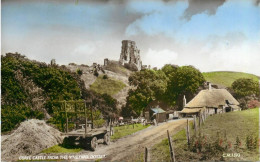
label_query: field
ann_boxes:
[151,108,259,161]
[203,71,259,87]
[90,75,126,96]
[111,123,150,141]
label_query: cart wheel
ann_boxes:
[103,133,110,145]
[90,137,98,151]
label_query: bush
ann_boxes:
[246,135,258,150]
[103,74,108,79]
[1,105,44,132]
[94,119,105,128]
[247,100,260,109]
[232,78,259,98]
[76,69,83,76]
[1,54,81,132]
[94,69,99,77]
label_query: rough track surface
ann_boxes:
[38,119,186,161]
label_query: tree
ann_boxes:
[126,69,168,116]
[232,78,259,98]
[231,78,259,110]
[166,66,205,109]
[161,64,178,77]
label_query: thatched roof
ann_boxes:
[185,89,239,108]
[180,107,206,114]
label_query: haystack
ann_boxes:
[1,119,63,161]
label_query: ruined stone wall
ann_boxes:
[119,40,142,71]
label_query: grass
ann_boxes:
[104,62,131,76]
[90,75,126,96]
[41,145,82,153]
[151,108,259,161]
[203,71,259,87]
[111,123,150,141]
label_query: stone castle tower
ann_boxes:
[119,40,142,71]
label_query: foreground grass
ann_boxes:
[111,124,150,141]
[41,145,82,153]
[203,71,259,87]
[151,108,259,161]
[90,75,126,96]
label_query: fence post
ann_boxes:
[167,130,176,162]
[199,114,201,128]
[193,115,197,136]
[64,101,69,133]
[110,124,113,136]
[144,147,148,162]
[201,113,204,124]
[186,119,190,145]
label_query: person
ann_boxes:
[153,118,157,126]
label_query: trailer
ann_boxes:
[54,100,110,151]
[62,127,110,151]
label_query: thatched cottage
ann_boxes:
[179,87,240,117]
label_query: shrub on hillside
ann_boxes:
[1,53,81,132]
[76,69,83,76]
[247,100,260,109]
[94,69,99,77]
[103,74,108,79]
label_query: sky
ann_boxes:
[2,0,260,76]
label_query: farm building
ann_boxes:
[144,106,166,123]
[179,88,240,117]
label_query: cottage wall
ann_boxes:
[156,113,166,123]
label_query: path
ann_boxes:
[39,119,187,161]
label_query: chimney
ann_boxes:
[183,95,186,108]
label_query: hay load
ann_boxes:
[1,119,63,161]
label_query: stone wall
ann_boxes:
[119,40,142,71]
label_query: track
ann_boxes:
[39,119,187,161]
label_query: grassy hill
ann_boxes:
[1,53,84,132]
[151,108,259,161]
[90,75,126,96]
[1,53,118,133]
[202,71,259,87]
[104,61,132,76]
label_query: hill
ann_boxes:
[90,75,126,96]
[66,62,132,109]
[203,71,259,87]
[1,53,118,133]
[151,108,259,161]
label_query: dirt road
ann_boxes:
[39,119,187,161]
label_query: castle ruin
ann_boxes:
[119,40,142,71]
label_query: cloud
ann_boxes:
[2,0,260,76]
[125,1,187,37]
[183,0,226,20]
[207,41,260,75]
[73,44,97,55]
[144,49,178,68]
[255,0,260,5]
